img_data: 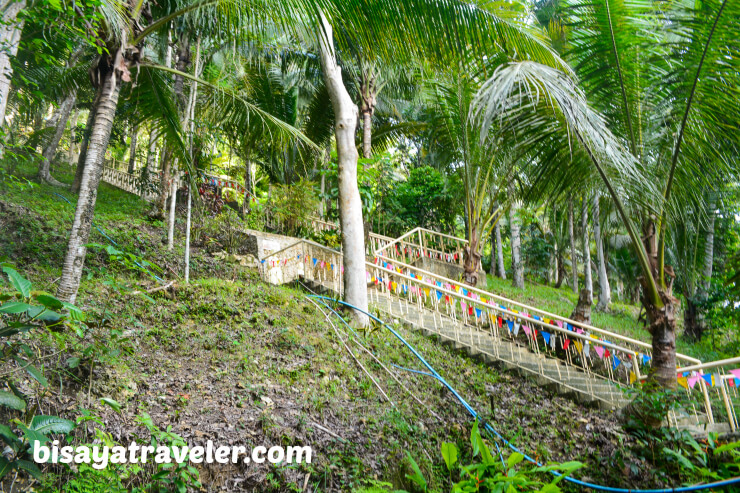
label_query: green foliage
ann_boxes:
[306,227,342,250]
[87,243,163,282]
[266,179,320,236]
[403,422,583,493]
[0,266,82,478]
[383,166,455,236]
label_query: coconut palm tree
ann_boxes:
[472,0,740,387]
[421,73,512,285]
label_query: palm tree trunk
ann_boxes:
[167,169,178,250]
[73,96,100,194]
[640,220,678,389]
[0,0,25,128]
[581,196,593,303]
[146,126,158,169]
[57,65,123,303]
[127,123,139,174]
[701,198,715,293]
[156,147,173,216]
[38,90,76,186]
[359,72,376,159]
[510,186,524,288]
[361,110,372,159]
[463,209,482,285]
[68,109,79,164]
[318,13,368,327]
[242,158,252,215]
[495,219,506,279]
[593,194,611,310]
[568,196,578,293]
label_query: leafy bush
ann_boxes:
[265,179,319,236]
[403,421,582,493]
[0,265,82,481]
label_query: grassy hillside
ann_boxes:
[0,162,730,492]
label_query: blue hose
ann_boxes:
[49,191,165,283]
[306,295,740,493]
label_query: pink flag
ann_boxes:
[687,376,701,389]
[729,369,740,379]
[523,325,531,336]
[555,320,563,328]
[594,346,605,359]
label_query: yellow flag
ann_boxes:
[574,341,583,354]
[677,376,689,390]
[629,371,637,384]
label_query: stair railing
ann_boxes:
[373,227,467,267]
[367,261,641,382]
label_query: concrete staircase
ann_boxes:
[369,286,631,409]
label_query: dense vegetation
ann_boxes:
[0,0,738,491]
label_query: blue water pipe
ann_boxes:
[306,295,740,493]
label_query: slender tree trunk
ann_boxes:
[242,158,252,215]
[318,13,368,327]
[463,201,482,286]
[38,91,76,186]
[127,123,139,174]
[510,186,523,288]
[73,89,103,194]
[68,109,79,164]
[0,0,25,129]
[359,73,376,159]
[685,198,716,341]
[319,171,325,218]
[701,199,715,293]
[156,148,173,216]
[361,111,372,159]
[167,170,178,250]
[581,196,593,304]
[184,184,191,282]
[146,127,158,169]
[568,196,578,293]
[593,194,611,310]
[57,64,123,303]
[495,219,506,279]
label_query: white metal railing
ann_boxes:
[256,223,740,431]
[373,227,467,267]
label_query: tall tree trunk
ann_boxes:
[318,13,368,327]
[593,194,611,311]
[146,126,158,169]
[685,198,716,341]
[495,219,506,279]
[0,0,25,129]
[38,91,76,186]
[153,29,176,218]
[640,220,678,390]
[72,106,96,194]
[463,200,482,285]
[127,122,139,174]
[68,108,79,164]
[57,62,123,303]
[167,170,178,250]
[510,185,524,289]
[701,198,715,293]
[568,196,578,293]
[242,158,252,215]
[156,148,173,217]
[359,73,376,159]
[581,196,593,304]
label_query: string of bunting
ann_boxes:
[370,257,656,382]
[260,253,344,274]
